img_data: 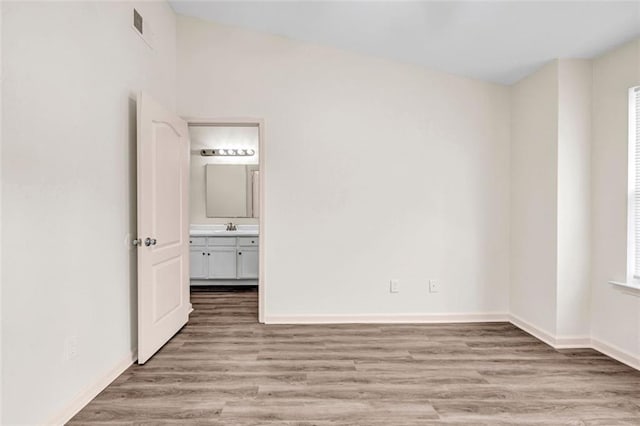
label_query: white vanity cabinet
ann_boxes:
[237,237,259,279]
[189,235,259,283]
[208,246,237,279]
[189,250,208,279]
[189,237,208,279]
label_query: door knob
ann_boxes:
[144,237,157,247]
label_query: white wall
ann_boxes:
[190,125,259,225]
[510,61,559,335]
[510,59,593,342]
[590,39,640,363]
[557,59,592,338]
[0,1,3,421]
[178,17,511,318]
[1,1,176,424]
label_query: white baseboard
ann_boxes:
[553,335,592,349]
[265,312,509,324]
[591,337,640,371]
[508,314,558,347]
[507,314,639,371]
[508,314,591,349]
[46,351,137,425]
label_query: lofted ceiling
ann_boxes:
[169,0,640,85]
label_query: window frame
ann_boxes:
[626,86,640,289]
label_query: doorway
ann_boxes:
[136,94,265,363]
[186,119,265,323]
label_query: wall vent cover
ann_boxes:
[133,9,143,35]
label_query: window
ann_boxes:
[627,86,640,288]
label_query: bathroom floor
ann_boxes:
[70,290,640,425]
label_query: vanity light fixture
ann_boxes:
[200,148,256,157]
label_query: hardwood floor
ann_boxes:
[70,289,640,425]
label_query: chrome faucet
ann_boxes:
[226,222,237,231]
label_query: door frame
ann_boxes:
[184,117,266,323]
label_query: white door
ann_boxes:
[137,92,191,364]
[208,247,237,278]
[237,248,259,279]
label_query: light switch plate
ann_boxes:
[390,279,399,293]
[65,336,78,360]
[429,280,440,293]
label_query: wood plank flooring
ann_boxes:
[69,289,640,425]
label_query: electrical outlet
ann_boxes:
[429,280,440,293]
[65,336,78,360]
[390,279,400,293]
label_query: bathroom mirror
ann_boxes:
[188,123,260,220]
[206,164,259,218]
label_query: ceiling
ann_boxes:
[169,0,640,85]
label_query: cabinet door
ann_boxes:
[237,247,259,279]
[189,249,207,279]
[208,247,237,279]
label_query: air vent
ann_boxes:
[133,9,143,35]
[132,8,153,49]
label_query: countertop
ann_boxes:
[190,224,259,238]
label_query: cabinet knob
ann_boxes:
[251,240,255,243]
[238,252,242,255]
[208,253,210,256]
[202,252,205,256]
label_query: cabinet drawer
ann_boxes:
[209,237,237,246]
[238,237,259,246]
[189,237,206,247]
